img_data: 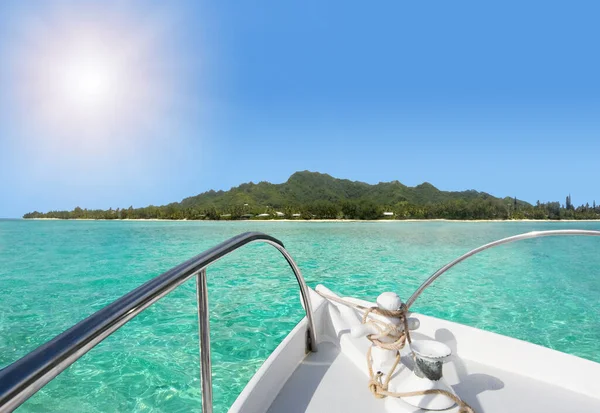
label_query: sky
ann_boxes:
[0,0,599,217]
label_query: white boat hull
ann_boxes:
[229,286,600,413]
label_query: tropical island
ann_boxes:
[23,171,599,221]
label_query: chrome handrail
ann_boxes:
[0,232,318,413]
[407,229,600,309]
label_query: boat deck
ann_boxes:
[230,289,600,413]
[268,341,600,413]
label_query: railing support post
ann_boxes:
[196,268,213,413]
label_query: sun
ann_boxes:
[47,33,126,119]
[60,54,116,109]
[8,8,172,141]
[3,2,199,190]
[35,38,128,129]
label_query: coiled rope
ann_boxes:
[316,290,474,413]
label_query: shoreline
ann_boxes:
[21,218,600,223]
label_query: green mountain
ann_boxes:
[180,171,503,210]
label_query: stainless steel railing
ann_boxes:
[0,232,318,413]
[406,229,600,309]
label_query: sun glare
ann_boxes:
[44,35,129,122]
[8,5,175,148]
[63,57,114,107]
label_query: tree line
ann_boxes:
[23,197,600,220]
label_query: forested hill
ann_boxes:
[23,171,599,220]
[180,171,501,209]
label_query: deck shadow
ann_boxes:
[267,343,337,413]
[435,328,505,412]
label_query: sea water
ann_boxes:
[1,220,599,412]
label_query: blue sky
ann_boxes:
[0,1,599,217]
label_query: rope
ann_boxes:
[316,290,475,413]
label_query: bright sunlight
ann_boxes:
[62,55,115,108]
[8,5,175,147]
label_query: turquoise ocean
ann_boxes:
[1,220,599,412]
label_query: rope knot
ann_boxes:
[315,289,475,412]
[362,303,411,351]
[367,371,386,399]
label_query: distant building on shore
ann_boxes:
[383,211,394,217]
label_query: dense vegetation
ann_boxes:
[23,171,600,221]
